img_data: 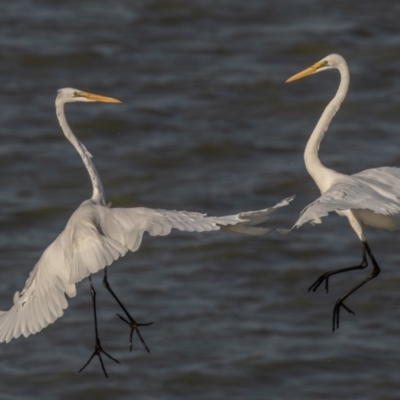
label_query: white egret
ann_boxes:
[0,87,293,377]
[286,54,400,331]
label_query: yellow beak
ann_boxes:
[286,62,324,83]
[80,91,122,103]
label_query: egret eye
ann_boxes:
[73,91,78,96]
[322,60,329,66]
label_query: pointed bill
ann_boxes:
[286,62,324,83]
[80,92,122,103]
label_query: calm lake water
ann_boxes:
[1,1,400,399]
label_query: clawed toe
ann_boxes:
[332,300,355,332]
[79,338,120,379]
[117,314,154,353]
[308,273,331,293]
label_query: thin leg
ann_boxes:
[308,242,368,293]
[332,241,380,331]
[103,268,153,352]
[79,275,120,378]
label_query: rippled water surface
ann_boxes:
[1,1,400,399]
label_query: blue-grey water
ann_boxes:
[1,1,400,399]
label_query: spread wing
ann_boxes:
[0,197,293,342]
[0,233,76,343]
[295,167,400,228]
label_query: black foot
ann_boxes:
[117,314,154,352]
[332,299,355,332]
[308,244,369,294]
[308,272,331,293]
[79,337,120,379]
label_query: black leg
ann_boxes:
[79,275,120,378]
[332,241,380,331]
[102,268,154,352]
[308,242,368,293]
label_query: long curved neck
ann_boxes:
[304,62,350,191]
[55,99,106,205]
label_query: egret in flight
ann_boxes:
[0,87,293,377]
[286,54,400,331]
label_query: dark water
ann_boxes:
[1,1,400,399]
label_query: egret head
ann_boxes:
[286,54,345,83]
[56,88,121,104]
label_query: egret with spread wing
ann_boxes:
[0,88,293,377]
[286,54,400,331]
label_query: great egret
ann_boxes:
[0,87,293,377]
[286,54,400,331]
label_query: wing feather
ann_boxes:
[99,196,294,252]
[295,167,400,228]
[0,196,293,342]
[0,232,72,343]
